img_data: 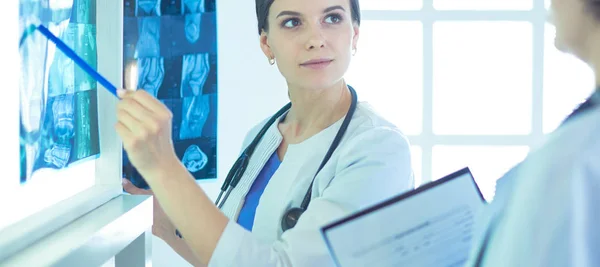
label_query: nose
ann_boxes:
[304,24,326,50]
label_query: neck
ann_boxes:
[595,62,600,91]
[591,50,600,90]
[587,30,600,90]
[282,80,351,140]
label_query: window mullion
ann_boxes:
[421,0,434,184]
[361,2,546,185]
[531,0,547,144]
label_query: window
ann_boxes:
[346,21,423,135]
[431,145,529,200]
[360,0,422,10]
[433,0,533,10]
[350,1,595,200]
[432,21,532,135]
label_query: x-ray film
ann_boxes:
[19,0,100,184]
[122,0,217,189]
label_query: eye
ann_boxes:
[324,13,342,24]
[282,18,301,28]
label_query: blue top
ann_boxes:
[237,151,282,231]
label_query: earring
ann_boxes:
[269,57,275,65]
[352,48,357,56]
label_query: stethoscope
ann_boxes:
[215,85,358,232]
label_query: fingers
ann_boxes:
[134,91,172,121]
[115,121,136,147]
[152,224,175,240]
[115,111,152,152]
[117,97,162,135]
[116,90,170,151]
[116,107,143,133]
[119,89,172,122]
[122,178,152,195]
[117,88,130,99]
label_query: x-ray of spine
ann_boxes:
[19,0,100,183]
[123,0,217,189]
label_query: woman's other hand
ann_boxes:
[122,178,177,242]
[115,89,179,179]
[123,179,206,266]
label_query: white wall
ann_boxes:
[151,0,289,266]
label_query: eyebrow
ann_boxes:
[324,5,345,13]
[276,5,346,18]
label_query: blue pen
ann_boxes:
[20,24,119,97]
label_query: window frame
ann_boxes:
[360,0,548,186]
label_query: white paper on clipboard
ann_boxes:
[321,167,486,267]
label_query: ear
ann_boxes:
[259,31,274,60]
[351,23,360,51]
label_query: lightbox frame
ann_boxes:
[0,0,124,261]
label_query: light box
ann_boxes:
[0,0,124,261]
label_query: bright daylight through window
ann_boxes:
[345,0,595,200]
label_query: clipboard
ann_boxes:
[321,167,486,267]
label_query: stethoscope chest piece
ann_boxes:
[281,207,305,232]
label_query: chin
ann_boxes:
[297,72,346,90]
[554,32,580,55]
[556,37,589,63]
[554,38,568,53]
[296,77,341,91]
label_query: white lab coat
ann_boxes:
[207,102,415,267]
[467,93,600,266]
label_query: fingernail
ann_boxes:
[122,178,130,185]
[117,89,126,98]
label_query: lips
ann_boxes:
[300,58,334,66]
[300,58,334,69]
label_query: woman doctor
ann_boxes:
[467,0,600,266]
[118,0,414,266]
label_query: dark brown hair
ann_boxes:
[255,0,361,35]
[587,0,600,20]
